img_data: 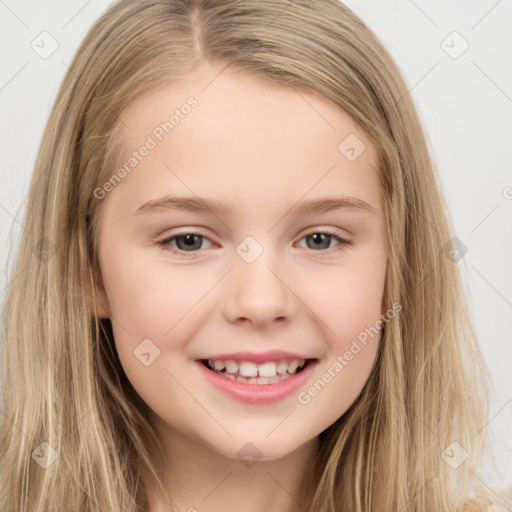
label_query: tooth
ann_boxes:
[258,362,277,378]
[287,360,299,373]
[213,360,225,371]
[276,360,289,375]
[210,358,308,379]
[239,361,258,377]
[221,371,294,384]
[224,360,238,374]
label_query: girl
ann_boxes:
[1,0,510,510]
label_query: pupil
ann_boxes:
[309,233,330,250]
[178,234,201,251]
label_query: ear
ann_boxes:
[82,264,111,319]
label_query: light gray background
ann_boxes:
[1,0,511,493]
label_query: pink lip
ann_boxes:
[197,350,311,364]
[195,359,318,404]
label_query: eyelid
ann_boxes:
[301,226,351,241]
[156,229,215,253]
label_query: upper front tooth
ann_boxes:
[258,362,277,378]
[239,361,258,377]
[209,358,306,376]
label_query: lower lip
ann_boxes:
[195,360,318,404]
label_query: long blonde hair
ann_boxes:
[1,0,508,510]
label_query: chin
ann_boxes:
[208,435,310,464]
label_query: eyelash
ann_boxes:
[156,229,351,257]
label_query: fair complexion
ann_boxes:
[94,61,387,511]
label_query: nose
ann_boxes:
[223,252,297,328]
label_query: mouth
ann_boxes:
[195,356,319,404]
[198,358,316,385]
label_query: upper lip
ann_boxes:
[197,350,316,364]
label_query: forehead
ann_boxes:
[109,62,382,214]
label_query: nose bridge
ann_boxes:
[224,236,295,326]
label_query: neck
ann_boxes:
[142,418,320,512]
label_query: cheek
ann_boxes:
[297,267,384,419]
[308,253,386,345]
[299,250,386,410]
[99,249,212,360]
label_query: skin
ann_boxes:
[93,60,388,511]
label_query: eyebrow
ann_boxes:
[134,194,377,216]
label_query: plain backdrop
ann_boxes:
[1,0,511,492]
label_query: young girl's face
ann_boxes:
[95,61,387,461]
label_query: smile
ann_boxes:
[201,358,309,384]
[195,358,318,404]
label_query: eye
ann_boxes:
[297,229,351,252]
[156,228,351,256]
[157,232,213,254]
